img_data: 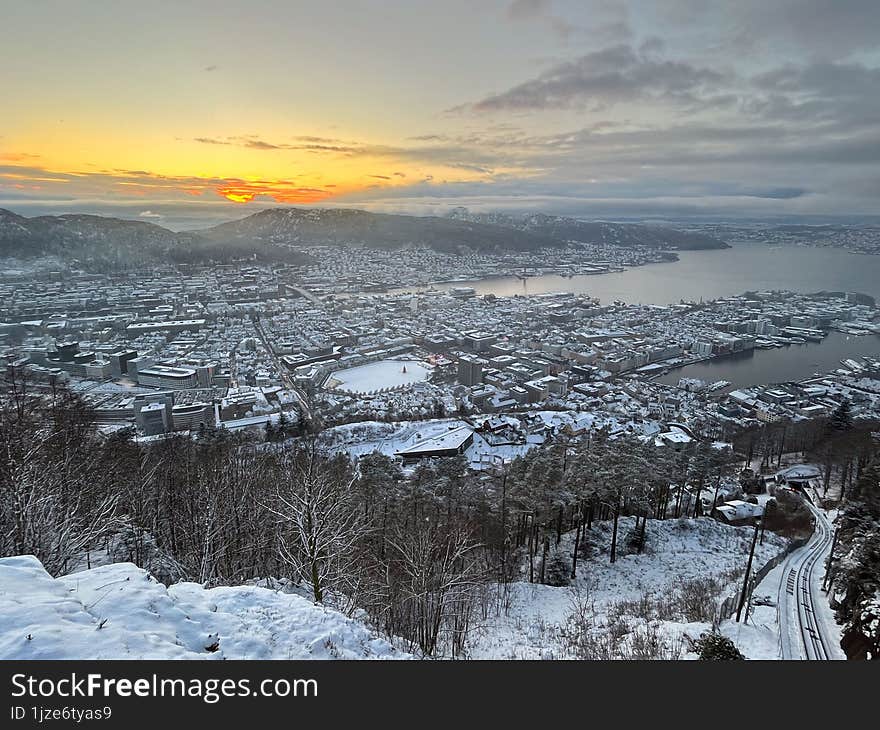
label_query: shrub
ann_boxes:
[762,491,813,538]
[544,551,571,587]
[693,632,745,660]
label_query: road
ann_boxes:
[249,315,313,422]
[283,283,322,305]
[777,501,839,660]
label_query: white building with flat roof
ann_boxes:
[137,365,198,390]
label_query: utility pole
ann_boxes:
[736,517,761,622]
[822,527,839,592]
[500,470,508,583]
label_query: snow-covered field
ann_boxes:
[325,359,432,394]
[0,556,410,660]
[468,517,789,659]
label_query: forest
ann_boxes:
[1,382,878,658]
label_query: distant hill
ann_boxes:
[444,208,730,250]
[0,209,190,262]
[0,206,729,269]
[0,208,312,268]
[195,207,562,253]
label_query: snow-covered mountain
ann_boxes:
[0,206,729,266]
[0,209,195,262]
[0,556,409,660]
[196,206,562,253]
[0,208,311,267]
[445,208,730,250]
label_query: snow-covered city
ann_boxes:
[2,217,879,663]
[3,10,880,726]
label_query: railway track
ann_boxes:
[778,502,836,660]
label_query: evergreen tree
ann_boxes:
[829,399,853,433]
[543,550,571,586]
[693,632,745,660]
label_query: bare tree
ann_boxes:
[267,448,366,604]
[385,522,483,657]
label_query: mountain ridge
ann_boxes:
[444,208,731,250]
[0,206,730,269]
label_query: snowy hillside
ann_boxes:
[197,206,563,253]
[445,208,730,250]
[469,517,789,659]
[0,556,409,660]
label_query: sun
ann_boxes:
[218,188,257,203]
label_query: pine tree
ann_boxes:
[830,399,853,433]
[693,632,745,660]
[543,549,571,586]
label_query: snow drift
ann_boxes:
[0,556,409,660]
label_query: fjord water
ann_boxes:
[437,243,880,304]
[417,243,880,387]
[658,330,880,389]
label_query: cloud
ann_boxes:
[193,137,230,146]
[240,138,282,150]
[748,61,880,132]
[456,44,727,113]
[0,163,338,206]
[505,0,579,41]
[0,152,42,163]
[506,0,550,21]
[192,135,363,154]
[8,6,880,224]
[721,0,880,60]
[185,133,524,178]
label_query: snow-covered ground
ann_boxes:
[467,517,789,659]
[325,359,432,394]
[735,503,845,660]
[0,556,410,660]
[1,515,835,660]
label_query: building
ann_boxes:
[137,402,170,435]
[776,464,821,491]
[137,365,198,390]
[133,393,174,436]
[715,500,763,525]
[395,425,474,463]
[458,355,483,386]
[52,341,80,362]
[196,363,216,387]
[125,319,206,335]
[83,360,112,380]
[108,349,138,377]
[220,390,260,420]
[127,356,156,375]
[171,402,216,431]
[462,330,496,352]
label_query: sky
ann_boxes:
[2,0,879,228]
